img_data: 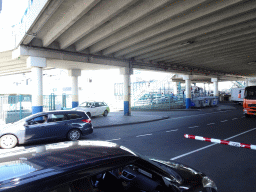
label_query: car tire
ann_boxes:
[0,134,18,149]
[245,114,250,118]
[103,110,108,117]
[67,129,81,141]
[87,112,91,118]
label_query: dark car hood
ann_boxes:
[150,159,204,187]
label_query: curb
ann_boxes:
[94,116,169,128]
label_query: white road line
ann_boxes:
[166,129,178,132]
[166,111,224,121]
[136,133,152,137]
[242,116,245,118]
[207,123,215,125]
[105,138,121,142]
[232,118,238,120]
[220,120,228,122]
[170,127,256,161]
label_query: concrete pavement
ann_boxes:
[92,103,237,128]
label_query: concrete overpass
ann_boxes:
[0,0,256,113]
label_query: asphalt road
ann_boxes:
[84,105,256,192]
[1,104,255,192]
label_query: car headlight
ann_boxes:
[202,176,217,191]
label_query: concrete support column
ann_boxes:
[27,57,46,114]
[211,78,219,97]
[68,69,81,108]
[183,75,192,109]
[173,82,178,95]
[120,67,133,116]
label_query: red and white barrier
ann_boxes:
[184,134,256,150]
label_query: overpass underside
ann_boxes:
[1,0,256,114]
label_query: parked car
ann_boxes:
[0,140,217,192]
[72,101,110,117]
[0,110,93,149]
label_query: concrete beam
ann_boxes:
[27,57,47,68]
[138,22,256,60]
[68,69,81,77]
[0,56,13,63]
[23,0,64,45]
[90,0,208,54]
[12,45,128,69]
[42,0,100,47]
[122,1,255,58]
[0,64,28,71]
[0,59,26,67]
[75,0,171,51]
[104,0,245,56]
[164,45,256,64]
[153,28,256,61]
[59,0,138,50]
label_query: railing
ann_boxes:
[132,74,176,104]
[0,94,72,124]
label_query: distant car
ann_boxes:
[0,140,217,192]
[0,110,93,149]
[72,101,110,117]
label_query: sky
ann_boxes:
[0,0,28,28]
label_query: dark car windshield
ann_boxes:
[244,87,256,99]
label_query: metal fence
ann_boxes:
[0,94,72,124]
[131,90,185,111]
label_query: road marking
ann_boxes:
[232,118,238,120]
[207,123,215,125]
[242,116,245,118]
[220,120,228,122]
[105,138,121,142]
[136,133,152,137]
[188,126,199,128]
[166,129,178,132]
[166,111,229,121]
[170,127,256,160]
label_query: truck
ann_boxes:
[243,86,256,117]
[231,88,244,104]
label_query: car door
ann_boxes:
[94,102,101,116]
[89,102,97,116]
[97,102,106,115]
[25,115,53,142]
[47,113,70,138]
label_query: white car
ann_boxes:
[72,101,110,117]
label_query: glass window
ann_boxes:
[94,102,99,107]
[67,113,83,120]
[48,114,66,122]
[27,115,48,125]
[80,102,93,107]
[99,102,106,106]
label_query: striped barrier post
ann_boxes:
[184,134,256,150]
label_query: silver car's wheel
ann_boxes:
[67,129,81,141]
[103,110,108,117]
[0,134,18,149]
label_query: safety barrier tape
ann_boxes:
[184,134,256,150]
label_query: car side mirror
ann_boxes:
[24,123,28,127]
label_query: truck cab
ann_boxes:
[243,86,256,117]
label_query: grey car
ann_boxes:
[0,110,93,149]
